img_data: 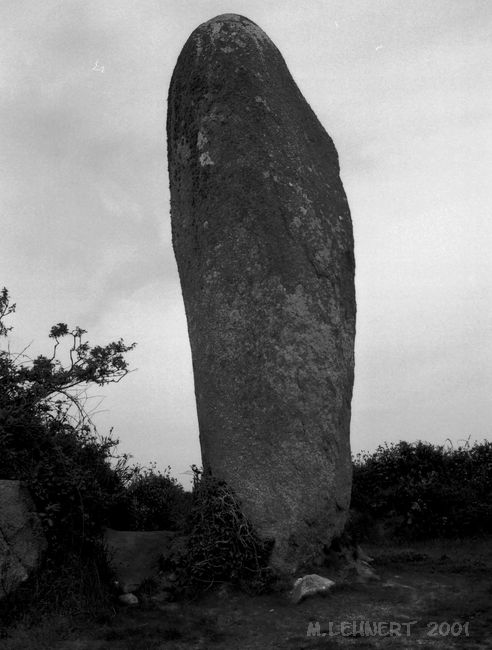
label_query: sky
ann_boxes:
[1,0,491,484]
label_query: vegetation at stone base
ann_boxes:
[350,439,492,540]
[165,466,275,596]
[109,465,275,595]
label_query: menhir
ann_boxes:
[167,14,356,573]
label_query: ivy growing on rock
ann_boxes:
[171,466,274,595]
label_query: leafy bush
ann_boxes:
[351,440,492,539]
[111,464,192,531]
[173,467,274,594]
[0,287,135,589]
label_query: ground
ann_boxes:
[3,536,491,649]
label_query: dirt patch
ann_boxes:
[3,536,492,649]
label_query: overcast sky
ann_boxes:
[1,0,491,483]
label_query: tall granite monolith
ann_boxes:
[167,14,356,573]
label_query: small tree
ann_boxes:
[0,289,135,428]
[0,287,136,551]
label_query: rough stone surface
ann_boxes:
[0,480,47,599]
[104,528,176,593]
[291,574,336,604]
[167,14,356,573]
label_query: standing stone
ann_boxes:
[167,14,356,573]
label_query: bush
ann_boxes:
[351,439,492,539]
[173,467,274,594]
[0,287,136,621]
[0,543,115,630]
[111,464,192,531]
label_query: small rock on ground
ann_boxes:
[291,574,335,604]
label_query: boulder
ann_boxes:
[104,528,176,593]
[0,480,47,599]
[167,14,356,573]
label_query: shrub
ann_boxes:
[0,287,136,622]
[173,467,274,594]
[351,439,492,539]
[111,464,192,531]
[0,543,115,630]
